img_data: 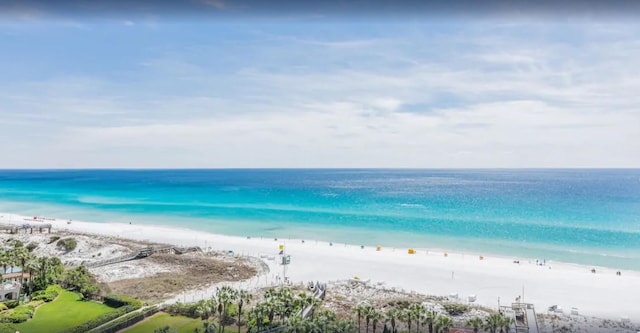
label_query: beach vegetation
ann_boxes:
[442,303,469,316]
[466,317,483,333]
[236,289,252,333]
[434,315,453,333]
[56,238,78,252]
[48,236,61,244]
[26,242,38,252]
[483,313,505,333]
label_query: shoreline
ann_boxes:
[2,211,640,323]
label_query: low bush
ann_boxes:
[48,236,61,244]
[1,301,18,310]
[0,304,35,323]
[0,323,17,333]
[103,294,142,309]
[31,288,59,302]
[166,302,199,318]
[443,303,469,316]
[0,304,7,312]
[25,300,45,308]
[26,242,38,252]
[57,238,78,252]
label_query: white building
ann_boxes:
[1,280,20,301]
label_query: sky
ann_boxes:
[1,1,639,168]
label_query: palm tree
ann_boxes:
[483,313,503,333]
[0,250,8,277]
[400,308,414,333]
[12,246,30,286]
[435,315,453,333]
[370,309,383,333]
[424,310,437,333]
[195,298,217,320]
[408,303,425,333]
[249,303,268,332]
[287,315,309,333]
[354,304,367,332]
[216,286,238,333]
[500,315,514,333]
[23,256,39,295]
[363,305,376,333]
[314,309,336,333]
[237,289,252,333]
[202,320,217,333]
[466,317,483,333]
[335,320,358,333]
[386,308,399,333]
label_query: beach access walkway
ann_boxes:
[86,245,201,268]
[502,303,540,333]
[0,223,51,234]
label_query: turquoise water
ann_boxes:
[0,169,639,269]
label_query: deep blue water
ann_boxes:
[1,169,639,269]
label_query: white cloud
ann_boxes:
[1,23,639,168]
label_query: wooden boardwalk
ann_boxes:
[0,223,51,234]
[86,246,201,268]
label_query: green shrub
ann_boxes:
[61,265,101,300]
[31,290,58,302]
[0,304,35,323]
[48,236,61,244]
[166,302,199,318]
[442,303,469,316]
[25,300,45,308]
[32,285,61,302]
[103,294,142,309]
[0,323,17,333]
[26,242,38,252]
[1,301,18,309]
[0,304,7,312]
[57,238,78,251]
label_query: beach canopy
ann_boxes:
[408,248,416,254]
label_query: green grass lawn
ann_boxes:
[16,289,115,333]
[123,312,204,333]
[123,312,247,333]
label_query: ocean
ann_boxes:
[0,169,639,270]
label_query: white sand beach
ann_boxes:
[2,212,639,325]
